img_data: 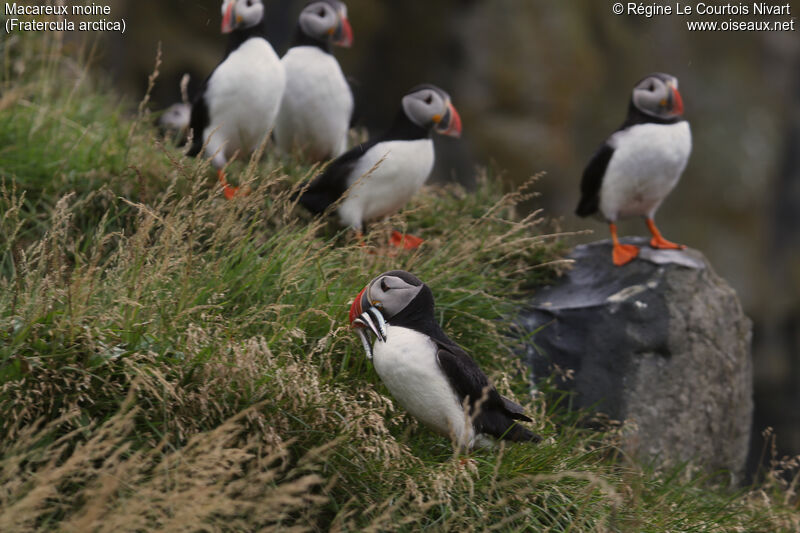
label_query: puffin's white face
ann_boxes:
[349,271,425,359]
[363,274,422,319]
[159,103,191,131]
[632,73,684,119]
[221,0,264,34]
[299,0,353,47]
[401,85,463,137]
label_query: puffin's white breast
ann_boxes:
[275,46,353,160]
[599,121,692,220]
[372,326,472,446]
[337,139,435,229]
[204,38,286,157]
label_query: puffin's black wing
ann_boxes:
[435,342,538,442]
[187,77,211,157]
[435,342,493,408]
[575,142,615,217]
[296,141,376,214]
[435,342,533,423]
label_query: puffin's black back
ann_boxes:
[296,108,431,214]
[295,142,375,214]
[187,84,210,157]
[575,143,614,217]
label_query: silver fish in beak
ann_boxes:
[349,285,388,360]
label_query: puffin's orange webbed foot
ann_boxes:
[457,457,477,468]
[217,169,241,200]
[389,230,424,250]
[650,235,685,250]
[222,185,240,200]
[612,243,639,266]
[646,218,686,250]
[608,222,639,266]
[354,231,368,248]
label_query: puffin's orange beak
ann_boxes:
[349,287,387,338]
[349,286,367,326]
[438,101,462,138]
[334,16,354,47]
[221,2,236,34]
[350,283,387,359]
[671,86,684,116]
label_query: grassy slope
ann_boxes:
[1,33,798,532]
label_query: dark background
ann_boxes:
[98,0,799,474]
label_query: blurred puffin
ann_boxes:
[576,73,691,266]
[188,0,286,199]
[159,103,191,144]
[158,74,192,144]
[350,271,540,450]
[274,0,354,161]
[296,84,461,247]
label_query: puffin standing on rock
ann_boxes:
[274,0,354,161]
[349,270,540,450]
[576,73,691,266]
[188,0,286,199]
[296,84,461,248]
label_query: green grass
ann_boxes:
[1,31,798,532]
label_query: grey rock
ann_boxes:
[520,238,753,482]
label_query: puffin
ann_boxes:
[575,73,692,266]
[296,84,461,245]
[274,0,354,162]
[158,102,191,144]
[188,0,286,199]
[349,270,540,450]
[159,74,192,144]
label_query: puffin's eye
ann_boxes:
[318,7,326,16]
[424,94,433,105]
[381,279,390,292]
[246,0,253,6]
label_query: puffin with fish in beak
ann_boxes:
[349,270,540,450]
